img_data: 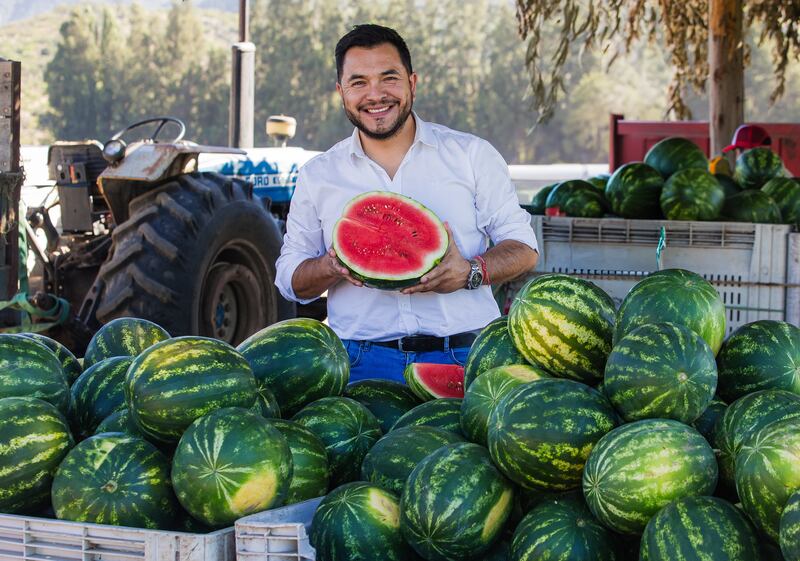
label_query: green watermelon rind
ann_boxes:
[267,419,330,505]
[18,333,82,385]
[464,316,528,389]
[781,489,800,561]
[644,137,708,179]
[734,147,786,190]
[545,180,606,218]
[660,168,725,221]
[604,162,664,219]
[344,379,421,433]
[390,398,464,435]
[720,189,782,224]
[0,334,70,416]
[70,356,133,438]
[83,317,170,368]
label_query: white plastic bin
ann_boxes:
[235,498,321,561]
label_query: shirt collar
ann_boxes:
[348,111,438,159]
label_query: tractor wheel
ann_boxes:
[90,172,293,345]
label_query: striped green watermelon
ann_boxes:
[332,191,449,289]
[94,408,145,438]
[781,489,800,561]
[401,442,514,561]
[172,407,292,527]
[510,496,617,561]
[254,385,281,419]
[0,334,70,415]
[125,336,257,444]
[83,317,170,368]
[720,189,782,223]
[236,318,349,417]
[692,395,726,443]
[582,419,718,534]
[344,379,421,433]
[488,378,617,491]
[360,425,464,495]
[464,316,528,389]
[0,397,73,513]
[545,180,606,218]
[267,419,329,504]
[713,389,800,493]
[70,356,132,438]
[639,496,760,561]
[660,169,725,221]
[390,398,464,435]
[735,147,786,189]
[715,173,742,197]
[763,176,800,224]
[716,320,800,401]
[604,322,717,423]
[291,396,381,486]
[644,137,708,179]
[604,162,664,219]
[460,364,550,446]
[311,482,418,561]
[614,269,726,355]
[736,416,800,541]
[587,174,610,192]
[52,433,177,528]
[404,363,465,400]
[19,333,82,385]
[530,184,557,215]
[509,274,615,384]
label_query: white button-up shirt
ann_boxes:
[275,113,538,341]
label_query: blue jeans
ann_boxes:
[343,340,471,384]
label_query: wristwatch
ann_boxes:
[465,259,484,290]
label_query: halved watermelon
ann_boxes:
[332,191,448,289]
[404,363,465,401]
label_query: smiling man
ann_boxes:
[275,24,539,383]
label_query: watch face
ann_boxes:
[469,269,483,289]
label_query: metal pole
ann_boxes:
[229,0,255,148]
[239,0,249,42]
[0,58,21,317]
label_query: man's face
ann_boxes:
[336,43,417,141]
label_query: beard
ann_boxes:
[344,96,413,140]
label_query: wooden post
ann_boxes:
[708,0,744,159]
[0,58,21,306]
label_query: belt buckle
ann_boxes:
[398,337,405,352]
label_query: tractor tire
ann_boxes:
[91,172,293,345]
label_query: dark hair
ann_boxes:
[335,24,413,82]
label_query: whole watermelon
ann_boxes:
[0,397,73,513]
[509,274,615,384]
[401,442,514,561]
[530,183,557,215]
[614,269,726,355]
[94,408,145,438]
[587,174,610,192]
[267,419,329,504]
[18,333,82,384]
[237,318,349,417]
[125,336,258,444]
[604,162,664,218]
[463,316,528,388]
[254,385,281,419]
[52,433,177,528]
[782,490,800,561]
[582,419,718,534]
[639,496,760,561]
[291,396,381,486]
[70,356,132,438]
[545,180,606,218]
[0,334,70,415]
[391,398,463,435]
[83,317,170,368]
[604,322,717,423]
[311,482,417,561]
[735,147,786,189]
[660,168,725,221]
[692,395,726,443]
[763,176,800,225]
[488,378,617,491]
[344,379,420,433]
[720,189,782,223]
[172,407,292,527]
[716,320,800,401]
[644,137,708,179]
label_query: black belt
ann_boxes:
[373,332,477,353]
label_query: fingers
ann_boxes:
[326,248,363,287]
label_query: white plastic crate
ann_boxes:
[0,513,234,561]
[235,498,320,561]
[509,216,800,335]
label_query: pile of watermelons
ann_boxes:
[1,268,799,560]
[530,136,799,224]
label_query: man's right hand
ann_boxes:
[291,248,363,300]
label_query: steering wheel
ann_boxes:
[102,117,186,163]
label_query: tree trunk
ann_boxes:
[708,0,745,159]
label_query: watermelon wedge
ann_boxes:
[404,363,465,400]
[332,191,448,289]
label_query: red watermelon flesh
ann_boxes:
[333,191,448,289]
[404,363,465,400]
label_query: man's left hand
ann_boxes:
[401,223,471,295]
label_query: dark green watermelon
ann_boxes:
[587,174,610,192]
[735,147,786,189]
[464,316,528,389]
[0,334,70,415]
[720,189,781,223]
[401,442,514,561]
[84,317,170,368]
[763,176,800,225]
[52,433,177,528]
[390,398,463,435]
[344,379,421,433]
[604,322,717,423]
[644,137,708,179]
[714,173,742,197]
[692,395,726,443]
[94,408,145,438]
[605,162,664,218]
[237,318,349,417]
[614,269,726,355]
[254,385,281,419]
[291,396,381,486]
[70,356,132,438]
[530,184,557,215]
[545,180,606,218]
[583,419,718,534]
[488,378,617,491]
[267,419,329,504]
[660,169,725,221]
[639,496,760,561]
[781,489,800,561]
[18,333,82,385]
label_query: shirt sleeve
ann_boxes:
[275,166,326,304]
[471,139,539,253]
